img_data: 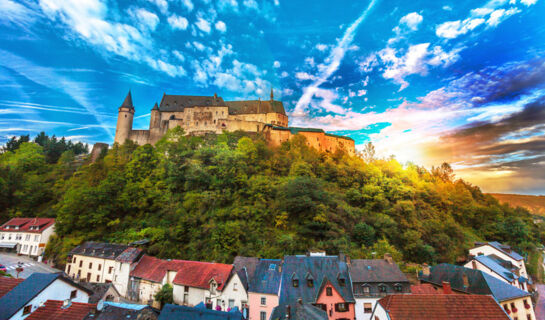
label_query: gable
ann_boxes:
[316,280,346,304]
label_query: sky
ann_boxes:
[0,0,544,195]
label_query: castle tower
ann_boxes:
[114,91,135,144]
[270,88,274,101]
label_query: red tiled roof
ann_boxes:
[378,294,510,320]
[0,277,24,298]
[0,218,55,233]
[130,255,233,290]
[410,284,441,294]
[25,300,96,320]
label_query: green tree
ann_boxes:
[154,283,173,308]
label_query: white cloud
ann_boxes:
[520,0,537,5]
[295,72,317,81]
[443,5,452,11]
[180,0,194,11]
[168,15,188,30]
[357,89,367,96]
[173,50,185,62]
[192,41,206,51]
[218,0,238,11]
[380,43,430,90]
[273,61,281,68]
[294,0,378,116]
[436,18,485,38]
[304,57,315,67]
[243,0,258,9]
[428,46,463,67]
[486,8,520,27]
[399,12,423,31]
[315,44,328,51]
[129,8,159,31]
[280,71,289,78]
[195,17,211,33]
[0,0,37,28]
[215,20,226,32]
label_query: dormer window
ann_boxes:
[362,285,370,294]
[307,279,314,287]
[394,284,403,292]
[379,284,387,293]
[339,278,346,287]
[293,279,299,287]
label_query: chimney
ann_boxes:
[442,281,452,294]
[384,253,393,264]
[421,263,430,277]
[286,305,291,319]
[62,299,72,309]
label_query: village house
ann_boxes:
[64,241,143,297]
[0,273,93,320]
[469,241,528,279]
[349,254,411,320]
[128,255,235,310]
[370,292,510,320]
[245,259,282,320]
[0,218,55,258]
[80,282,122,304]
[420,263,536,320]
[270,254,355,320]
[465,254,529,291]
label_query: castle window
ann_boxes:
[170,115,175,120]
[214,120,216,124]
[125,115,127,118]
[196,122,198,125]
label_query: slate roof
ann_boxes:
[85,301,157,320]
[276,255,354,316]
[130,255,233,290]
[158,303,243,320]
[79,282,120,304]
[0,217,55,233]
[25,300,96,320]
[248,259,282,295]
[350,259,409,283]
[69,242,135,261]
[224,100,286,115]
[410,284,441,294]
[120,91,134,109]
[159,94,226,111]
[232,256,259,291]
[0,276,24,298]
[377,294,510,320]
[115,247,144,263]
[474,255,518,282]
[420,263,530,302]
[474,241,524,261]
[0,273,93,319]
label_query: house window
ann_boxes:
[379,285,387,293]
[96,275,100,282]
[89,262,92,269]
[23,244,28,251]
[109,266,113,274]
[233,282,238,291]
[293,279,299,287]
[77,270,81,279]
[228,299,235,309]
[73,257,76,263]
[307,279,314,287]
[87,272,91,282]
[23,305,32,315]
[339,278,346,287]
[394,284,403,292]
[25,234,30,241]
[260,311,267,320]
[70,290,77,299]
[364,303,373,313]
[67,265,71,274]
[363,285,370,294]
[527,315,532,320]
[335,303,349,312]
[34,235,39,241]
[326,287,333,296]
[98,264,101,271]
[261,297,266,305]
[79,261,82,267]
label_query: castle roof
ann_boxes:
[120,91,134,109]
[159,94,226,111]
[224,100,286,115]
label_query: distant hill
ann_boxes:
[489,193,545,216]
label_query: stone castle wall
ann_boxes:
[265,127,355,156]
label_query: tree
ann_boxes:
[2,135,29,153]
[360,141,376,162]
[154,283,173,308]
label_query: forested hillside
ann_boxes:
[1,129,543,275]
[490,193,545,217]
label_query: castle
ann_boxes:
[114,91,355,155]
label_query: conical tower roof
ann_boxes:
[152,102,159,110]
[120,91,134,109]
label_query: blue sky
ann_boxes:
[0,0,544,194]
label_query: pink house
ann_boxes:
[246,259,282,320]
[315,280,355,320]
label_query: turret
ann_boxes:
[270,88,274,101]
[150,102,160,129]
[114,91,135,144]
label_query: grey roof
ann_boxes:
[159,94,226,111]
[120,91,134,109]
[0,272,93,319]
[70,241,134,260]
[158,304,243,320]
[474,255,517,283]
[277,255,354,309]
[80,282,120,304]
[248,259,282,295]
[487,241,524,261]
[224,100,286,115]
[350,259,409,283]
[420,263,530,302]
[87,302,157,320]
[233,256,259,291]
[270,302,328,320]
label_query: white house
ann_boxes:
[0,218,55,258]
[128,255,235,310]
[64,241,143,296]
[0,272,93,320]
[215,272,248,311]
[465,254,529,291]
[469,241,528,279]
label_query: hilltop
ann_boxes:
[490,193,545,217]
[1,129,544,278]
